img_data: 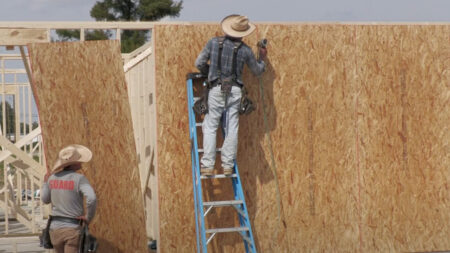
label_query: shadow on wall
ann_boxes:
[202,58,282,252]
[206,58,281,252]
[239,58,286,252]
[96,237,122,253]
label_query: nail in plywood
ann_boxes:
[28,40,147,253]
[0,29,47,45]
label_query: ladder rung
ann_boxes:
[204,200,243,207]
[206,227,249,234]
[200,174,237,179]
[198,148,222,153]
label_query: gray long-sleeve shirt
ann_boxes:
[195,36,265,85]
[41,170,97,229]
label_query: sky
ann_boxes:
[0,0,449,22]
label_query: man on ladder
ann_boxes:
[195,14,267,176]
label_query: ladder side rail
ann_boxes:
[187,79,202,253]
[187,78,208,253]
[232,163,257,253]
[231,164,251,252]
[221,119,256,252]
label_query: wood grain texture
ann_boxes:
[0,29,47,45]
[154,24,450,252]
[357,25,450,252]
[28,40,147,253]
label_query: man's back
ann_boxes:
[41,144,95,253]
[195,36,265,85]
[42,169,96,229]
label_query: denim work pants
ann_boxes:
[201,85,242,169]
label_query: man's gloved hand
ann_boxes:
[198,64,210,75]
[259,47,267,61]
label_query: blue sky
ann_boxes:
[0,0,449,22]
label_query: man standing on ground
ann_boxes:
[195,14,267,176]
[41,144,97,253]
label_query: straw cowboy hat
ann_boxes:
[221,14,256,38]
[52,144,92,173]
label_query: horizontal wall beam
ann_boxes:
[0,83,29,87]
[0,22,448,30]
[0,69,27,74]
[0,55,26,60]
[0,85,19,94]
[0,22,158,30]
[0,29,47,46]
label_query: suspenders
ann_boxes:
[216,37,243,85]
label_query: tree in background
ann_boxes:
[0,102,16,136]
[56,0,182,53]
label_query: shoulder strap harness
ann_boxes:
[216,37,243,82]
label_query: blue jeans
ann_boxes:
[201,85,242,169]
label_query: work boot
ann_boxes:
[223,167,233,175]
[200,167,213,176]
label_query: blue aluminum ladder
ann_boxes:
[187,73,257,253]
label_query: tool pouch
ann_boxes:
[239,87,255,115]
[40,216,53,249]
[193,86,209,115]
[79,223,98,253]
[220,77,233,94]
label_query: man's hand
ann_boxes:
[77,215,88,224]
[44,172,51,183]
[259,47,267,61]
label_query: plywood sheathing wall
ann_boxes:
[357,25,450,252]
[28,40,147,253]
[154,24,450,252]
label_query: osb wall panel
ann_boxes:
[154,25,216,253]
[154,24,449,252]
[155,24,360,252]
[28,40,147,253]
[238,25,359,253]
[357,25,450,252]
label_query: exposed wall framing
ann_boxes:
[123,41,159,241]
[0,23,158,244]
[0,50,46,237]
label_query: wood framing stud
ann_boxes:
[0,130,45,178]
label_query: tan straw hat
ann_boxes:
[221,14,256,38]
[52,144,92,173]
